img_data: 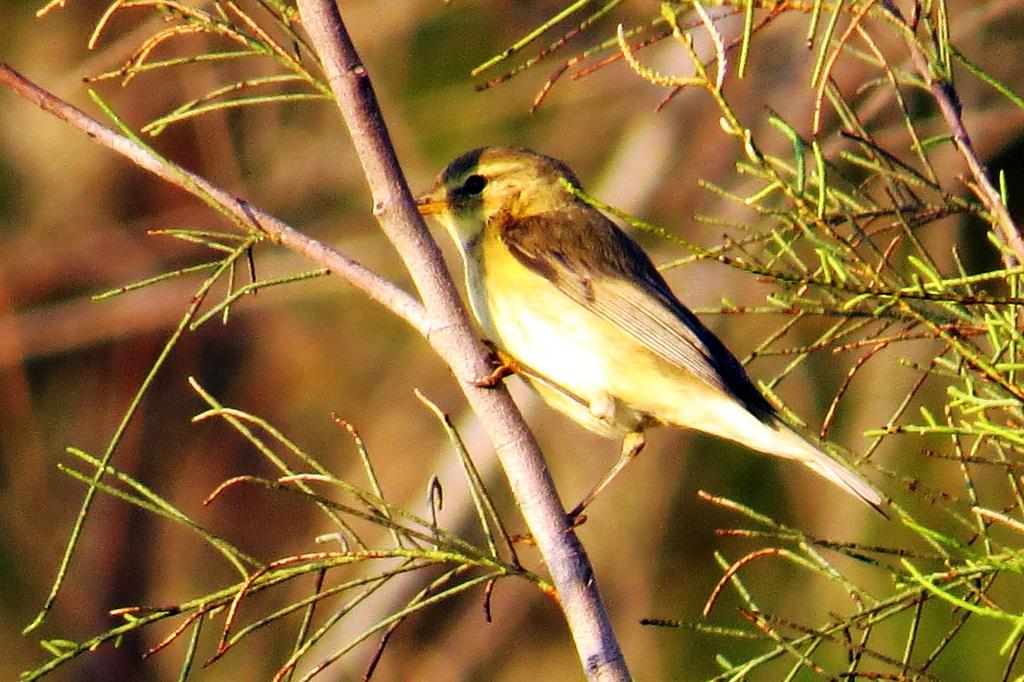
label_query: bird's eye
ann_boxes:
[461,174,488,195]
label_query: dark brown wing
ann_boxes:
[500,205,776,422]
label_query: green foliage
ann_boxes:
[79,0,330,135]
[25,381,535,681]
[472,0,1024,678]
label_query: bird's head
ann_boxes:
[417,147,582,249]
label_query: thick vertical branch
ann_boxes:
[294,1,629,679]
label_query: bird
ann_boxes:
[416,146,885,517]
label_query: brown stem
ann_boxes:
[901,17,1024,266]
[294,1,629,678]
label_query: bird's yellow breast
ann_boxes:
[469,226,659,436]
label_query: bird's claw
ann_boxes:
[471,342,518,388]
[565,508,588,529]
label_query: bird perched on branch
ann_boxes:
[418,146,885,517]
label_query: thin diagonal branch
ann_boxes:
[0,63,427,336]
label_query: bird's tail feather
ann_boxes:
[759,421,886,516]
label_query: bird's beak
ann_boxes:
[415,191,446,216]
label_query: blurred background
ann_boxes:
[2,0,1024,679]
